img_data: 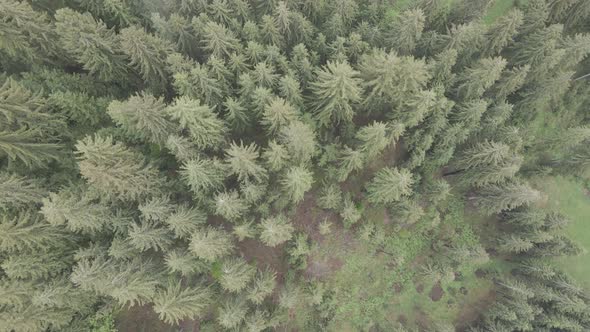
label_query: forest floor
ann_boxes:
[531,175,590,289]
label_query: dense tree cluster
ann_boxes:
[0,0,589,331]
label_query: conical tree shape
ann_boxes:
[153,279,212,325]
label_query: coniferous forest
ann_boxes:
[1,0,590,331]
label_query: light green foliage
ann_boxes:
[218,297,248,329]
[259,214,295,247]
[484,9,523,56]
[340,196,361,227]
[310,61,362,126]
[54,8,126,80]
[454,57,507,100]
[165,249,207,276]
[233,221,256,241]
[0,0,55,60]
[153,279,212,324]
[472,181,542,215]
[1,2,589,331]
[279,121,317,165]
[225,141,267,183]
[336,147,364,182]
[215,190,248,221]
[107,93,173,144]
[366,167,414,205]
[76,135,160,200]
[128,220,173,252]
[119,26,173,85]
[219,257,255,292]
[317,184,342,210]
[71,258,161,306]
[247,267,276,304]
[0,172,46,209]
[41,187,110,234]
[165,205,207,239]
[166,96,225,150]
[359,49,430,109]
[262,96,299,134]
[202,21,240,58]
[356,121,391,159]
[281,166,314,204]
[0,212,64,252]
[0,128,61,169]
[190,227,234,262]
[263,140,289,171]
[180,157,226,196]
[388,8,425,54]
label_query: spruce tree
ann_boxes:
[388,9,425,55]
[366,167,414,205]
[259,214,295,247]
[472,181,542,215]
[107,93,174,145]
[189,227,234,262]
[0,172,46,209]
[310,61,362,126]
[225,141,268,183]
[219,257,255,292]
[247,267,276,304]
[166,96,226,150]
[281,166,314,204]
[75,135,161,201]
[54,8,127,80]
[152,279,212,325]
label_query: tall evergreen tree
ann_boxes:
[310,61,362,127]
[366,167,414,205]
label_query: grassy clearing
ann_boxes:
[483,0,519,23]
[530,176,590,288]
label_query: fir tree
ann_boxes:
[54,8,127,80]
[107,93,174,145]
[189,227,234,262]
[75,135,161,200]
[281,166,314,204]
[310,61,362,126]
[225,141,268,183]
[152,279,212,325]
[166,96,226,150]
[215,190,248,222]
[259,214,295,247]
[220,257,255,292]
[165,205,207,239]
[472,181,542,215]
[0,172,46,209]
[119,26,173,86]
[388,9,425,55]
[278,120,317,165]
[366,167,414,205]
[247,267,276,304]
[218,297,248,329]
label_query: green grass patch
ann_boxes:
[530,176,590,289]
[483,0,517,24]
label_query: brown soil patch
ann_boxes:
[393,282,403,294]
[429,282,444,301]
[304,256,344,280]
[414,309,432,330]
[237,238,289,285]
[116,305,176,332]
[292,191,339,243]
[416,284,424,293]
[454,289,497,331]
[398,314,408,325]
[474,269,486,279]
